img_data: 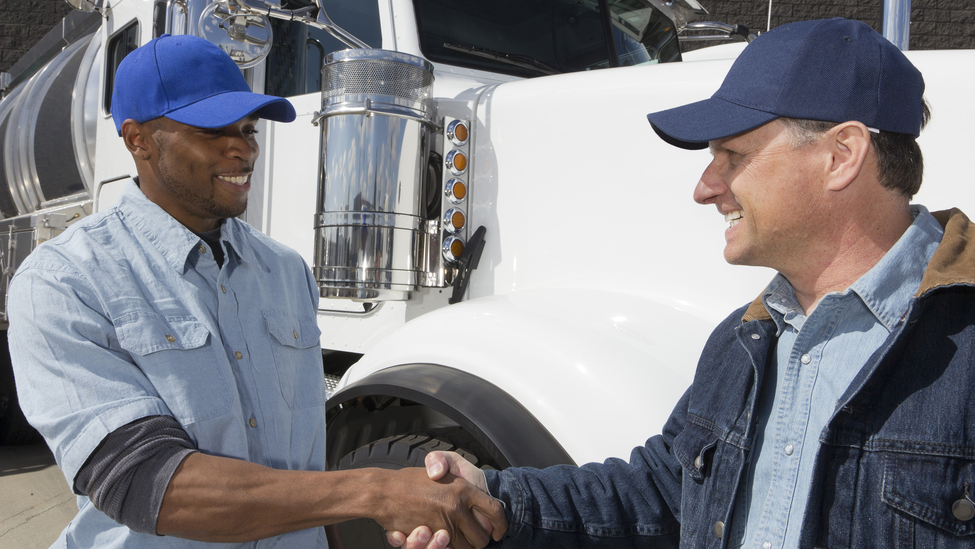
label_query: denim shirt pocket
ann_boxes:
[264,310,325,410]
[882,452,975,538]
[115,311,233,424]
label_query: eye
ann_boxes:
[726,150,745,168]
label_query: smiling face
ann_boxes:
[137,115,260,233]
[693,120,833,273]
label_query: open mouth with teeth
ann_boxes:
[725,211,743,228]
[218,174,250,186]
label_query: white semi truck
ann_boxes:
[1,0,973,545]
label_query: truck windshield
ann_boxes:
[413,0,681,78]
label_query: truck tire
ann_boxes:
[0,330,43,446]
[327,429,494,549]
[0,391,42,446]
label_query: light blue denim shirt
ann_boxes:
[729,205,944,549]
[8,180,328,548]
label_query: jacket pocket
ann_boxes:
[673,420,719,481]
[264,310,325,410]
[115,311,232,423]
[882,452,975,539]
[673,421,723,545]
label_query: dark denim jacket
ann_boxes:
[485,209,975,549]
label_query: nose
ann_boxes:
[693,160,727,205]
[225,131,258,162]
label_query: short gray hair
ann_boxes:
[778,100,931,198]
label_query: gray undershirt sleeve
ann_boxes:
[74,415,197,535]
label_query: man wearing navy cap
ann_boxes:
[6,34,504,549]
[400,18,975,549]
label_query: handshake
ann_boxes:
[380,451,503,549]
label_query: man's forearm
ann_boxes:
[158,452,390,541]
[157,452,504,548]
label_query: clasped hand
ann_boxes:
[384,452,504,549]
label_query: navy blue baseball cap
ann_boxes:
[647,18,925,150]
[111,34,296,135]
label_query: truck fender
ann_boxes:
[330,289,718,465]
[326,363,574,469]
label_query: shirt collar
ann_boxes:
[116,179,256,273]
[849,205,943,330]
[219,213,258,266]
[762,205,944,333]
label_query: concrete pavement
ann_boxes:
[0,442,77,549]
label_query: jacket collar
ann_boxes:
[740,208,975,324]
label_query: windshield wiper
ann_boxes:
[443,43,560,76]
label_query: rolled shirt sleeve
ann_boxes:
[8,257,176,489]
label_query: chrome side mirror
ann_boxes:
[197,0,272,68]
[63,0,104,13]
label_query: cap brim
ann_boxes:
[647,97,781,150]
[164,90,297,128]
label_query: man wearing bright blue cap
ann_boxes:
[398,18,975,549]
[6,34,504,549]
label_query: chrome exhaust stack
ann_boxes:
[313,49,437,301]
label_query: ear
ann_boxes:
[825,122,871,192]
[121,119,153,160]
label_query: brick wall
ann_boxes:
[696,0,975,50]
[0,0,74,73]
[1,0,973,75]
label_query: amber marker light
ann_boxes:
[445,178,467,203]
[443,208,466,232]
[447,120,470,146]
[443,236,466,262]
[446,150,468,175]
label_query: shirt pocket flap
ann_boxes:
[673,421,719,481]
[882,452,975,536]
[116,312,210,356]
[263,310,321,349]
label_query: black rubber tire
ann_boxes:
[0,391,43,446]
[0,331,43,446]
[327,429,492,549]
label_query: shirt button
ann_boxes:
[249,418,257,428]
[784,444,795,455]
[952,498,975,521]
[235,351,243,360]
[198,245,207,254]
[293,330,299,339]
[165,334,175,342]
[800,353,812,364]
[221,285,227,293]
[694,455,703,469]
[713,521,724,538]
[751,333,760,340]
[762,542,772,549]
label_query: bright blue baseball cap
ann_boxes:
[111,34,296,135]
[647,18,925,150]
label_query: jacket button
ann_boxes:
[952,498,975,521]
[751,333,760,340]
[713,521,724,538]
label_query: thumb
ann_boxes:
[425,451,447,480]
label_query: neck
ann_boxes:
[787,203,914,314]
